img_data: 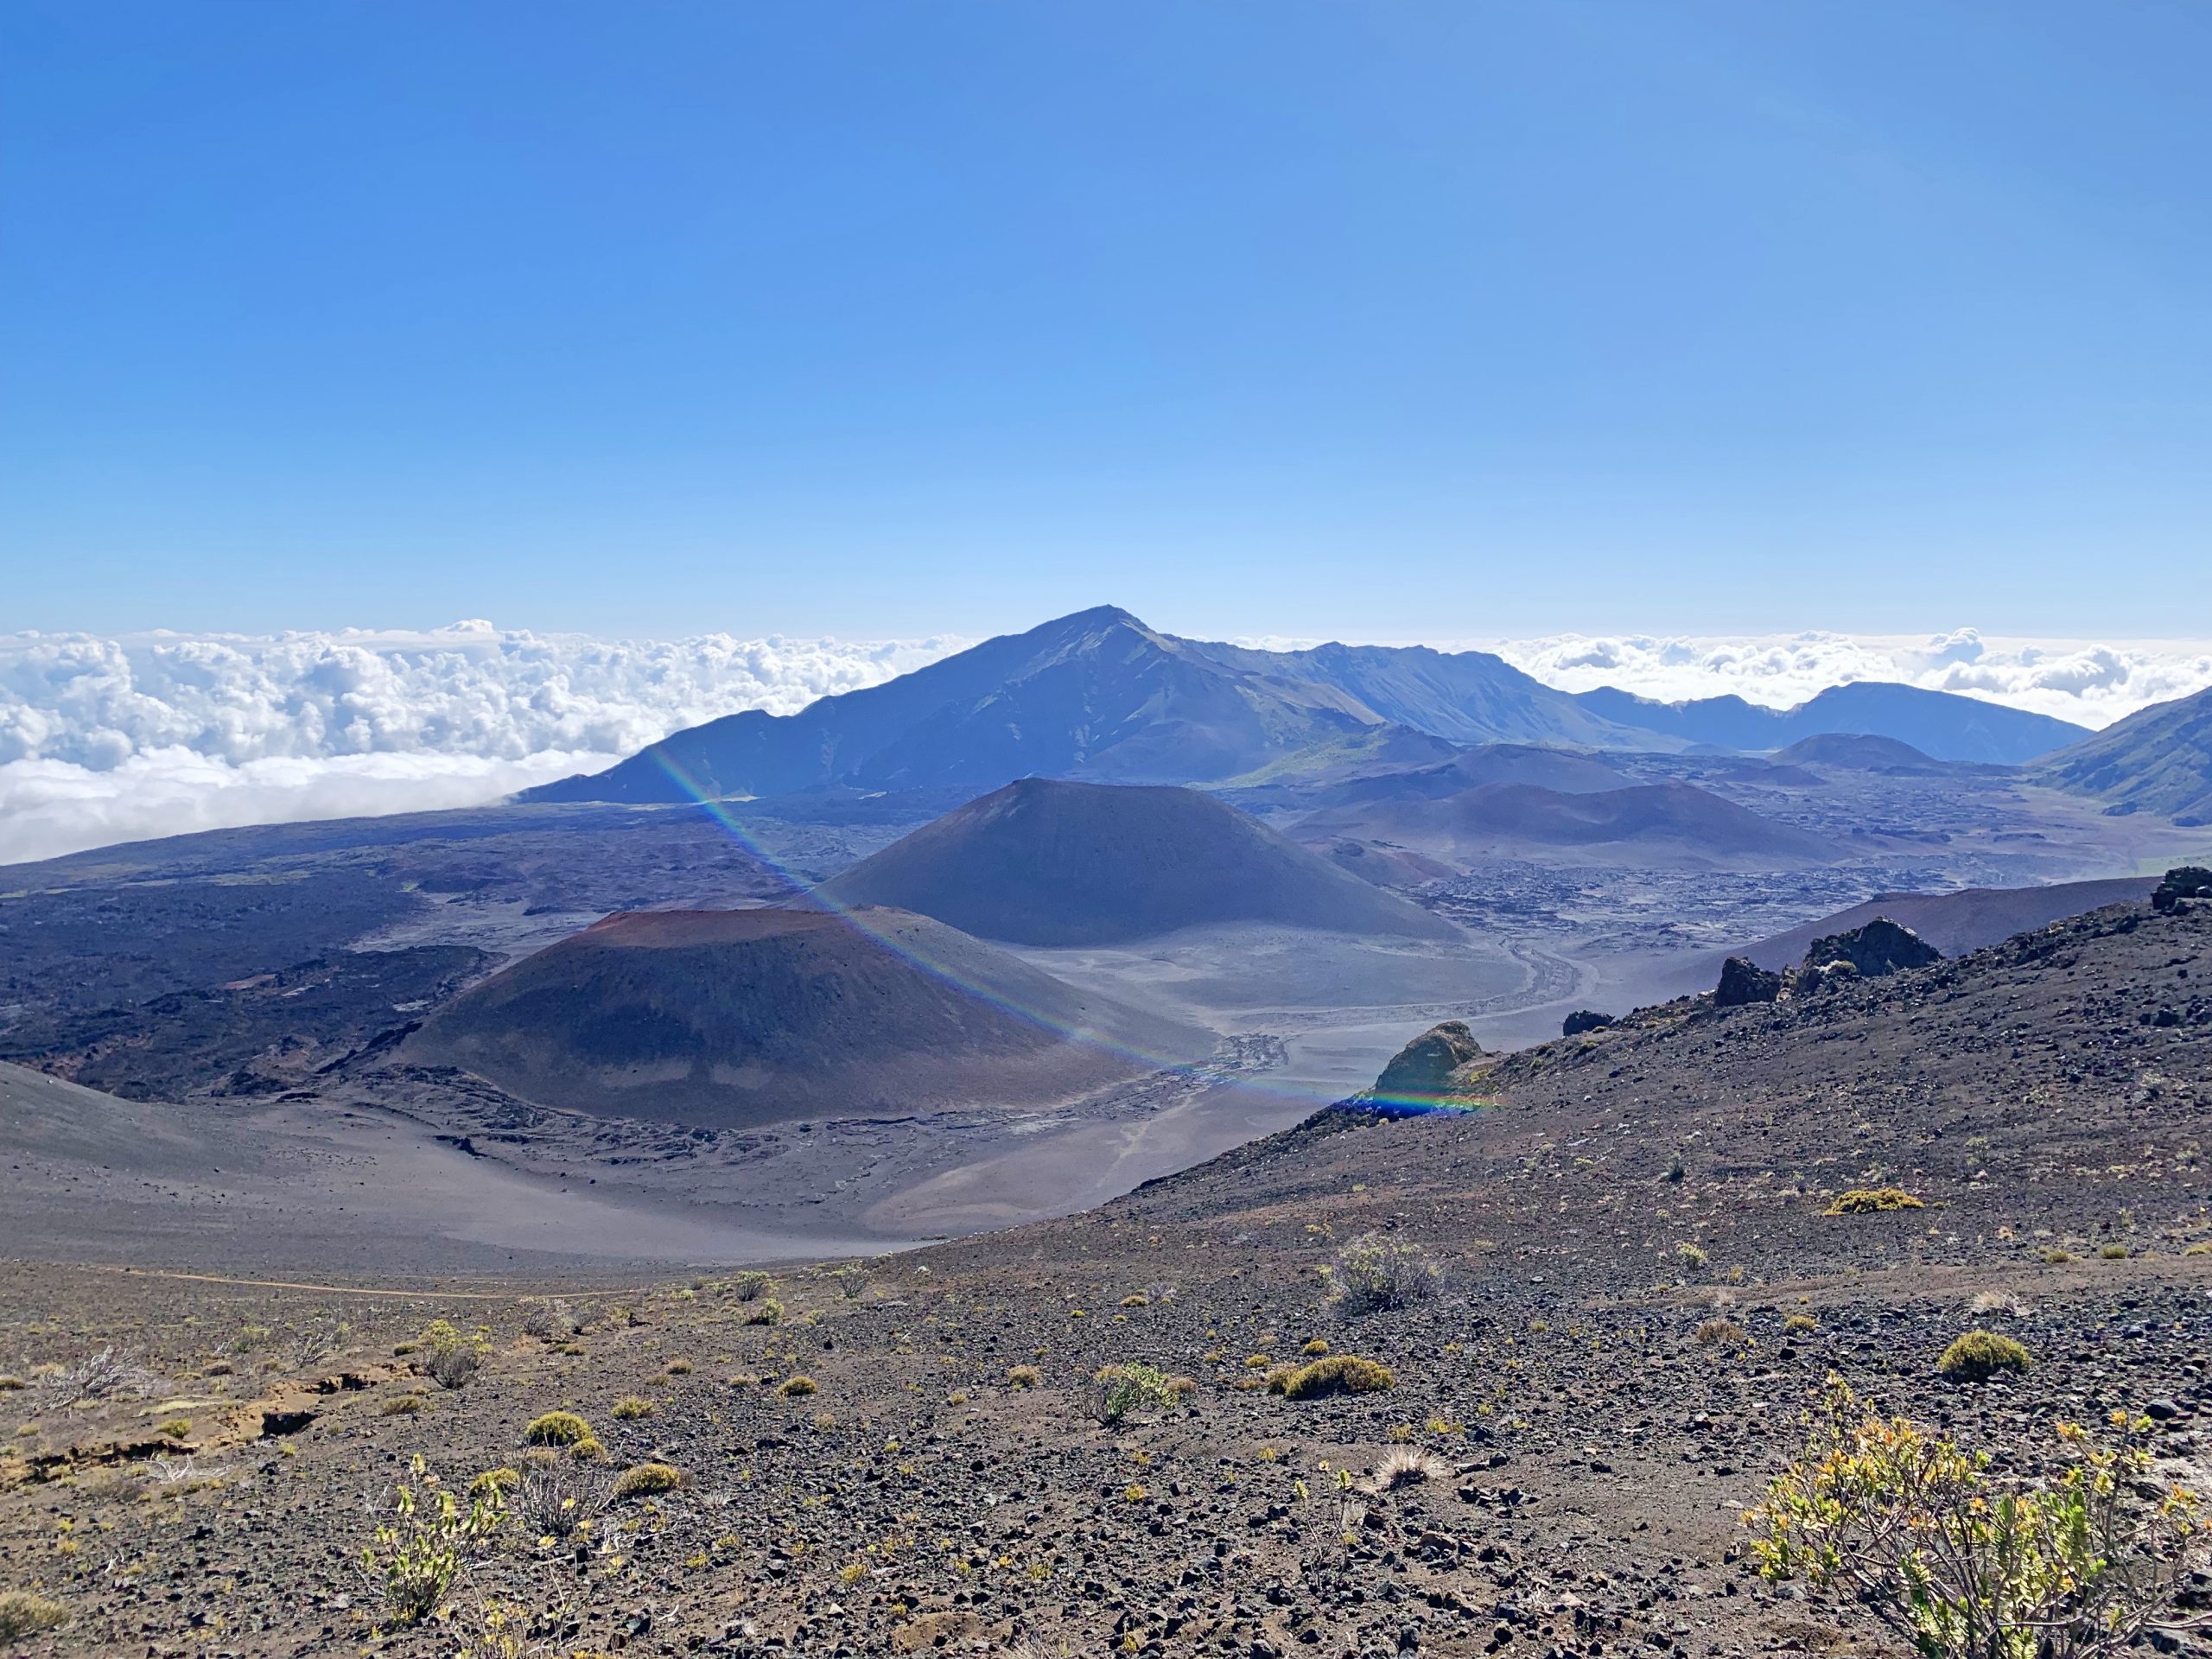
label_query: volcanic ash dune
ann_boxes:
[816,777,1459,945]
[400,906,1208,1128]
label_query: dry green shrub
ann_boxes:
[777,1376,817,1398]
[611,1461,683,1502]
[1090,1363,1179,1424]
[1750,1381,2208,1659]
[1270,1355,1395,1400]
[512,1461,609,1539]
[727,1271,773,1302]
[1005,1364,1042,1389]
[743,1299,784,1326]
[1823,1187,1925,1215]
[523,1410,593,1447]
[1783,1313,1819,1336]
[420,1319,492,1390]
[1696,1318,1749,1348]
[359,1455,503,1627]
[609,1396,654,1421]
[1936,1331,2031,1383]
[1328,1235,1441,1316]
[0,1591,69,1643]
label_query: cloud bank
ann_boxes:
[4,621,2208,866]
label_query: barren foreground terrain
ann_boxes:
[2,898,2209,1657]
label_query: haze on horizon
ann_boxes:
[4,0,2209,642]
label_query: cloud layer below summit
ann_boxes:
[3,621,2207,865]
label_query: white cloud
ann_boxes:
[1482,630,2212,728]
[4,620,2209,867]
[0,623,966,865]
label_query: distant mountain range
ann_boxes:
[2033,682,2212,825]
[520,605,2097,805]
[1570,682,2087,765]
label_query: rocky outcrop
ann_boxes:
[1803,918,1941,977]
[1371,1020,1484,1100]
[1714,957,1783,1007]
[1561,1009,1614,1037]
[2153,867,2212,912]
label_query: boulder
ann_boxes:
[1714,957,1783,1007]
[1371,1020,1484,1099]
[1802,917,1941,977]
[1561,1009,1614,1038]
[2152,866,2212,912]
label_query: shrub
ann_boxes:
[2184,1242,2212,1257]
[664,1358,692,1376]
[743,1299,784,1326]
[1696,1318,1749,1348]
[523,1410,593,1447]
[1090,1363,1179,1424]
[468,1467,518,1498]
[1937,1331,2031,1383]
[359,1455,503,1627]
[31,1347,161,1408]
[611,1461,683,1502]
[778,1376,817,1398]
[1369,1447,1451,1490]
[380,1394,426,1416]
[1271,1356,1395,1400]
[610,1396,654,1421]
[420,1319,492,1390]
[1300,1338,1331,1356]
[1330,1235,1442,1316]
[520,1300,576,1339]
[512,1461,609,1539]
[2100,1243,2129,1260]
[1675,1242,1708,1271]
[1750,1381,2209,1659]
[0,1376,22,1392]
[728,1270,773,1302]
[1823,1187,1925,1216]
[1782,1313,1818,1336]
[1006,1364,1041,1389]
[0,1591,69,1643]
[1119,1294,1148,1308]
[156,1416,191,1440]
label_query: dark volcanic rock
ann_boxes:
[1714,956,1782,1007]
[1804,917,1942,977]
[2152,866,2212,912]
[1372,1020,1484,1099]
[1560,1009,1614,1037]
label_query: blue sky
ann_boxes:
[3,1,2207,641]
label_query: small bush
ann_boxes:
[728,1270,773,1302]
[512,1462,609,1539]
[1300,1338,1330,1356]
[1330,1234,1442,1316]
[664,1358,692,1376]
[611,1461,683,1502]
[521,1299,576,1339]
[1675,1242,1708,1271]
[359,1455,503,1627]
[1090,1363,1179,1424]
[743,1299,784,1326]
[1823,1187,1925,1216]
[610,1396,654,1421]
[1782,1313,1818,1336]
[156,1416,191,1440]
[2183,1241,2212,1257]
[523,1410,593,1447]
[420,1319,492,1390]
[1696,1318,1749,1348]
[0,1376,22,1392]
[1369,1447,1451,1491]
[380,1394,426,1416]
[1006,1364,1041,1389]
[1937,1330,2031,1383]
[2099,1243,2129,1260]
[468,1467,518,1498]
[0,1591,69,1643]
[778,1376,817,1398]
[1119,1294,1148,1308]
[1750,1381,2208,1659]
[1272,1355,1395,1401]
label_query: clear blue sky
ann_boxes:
[3,1,2208,641]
